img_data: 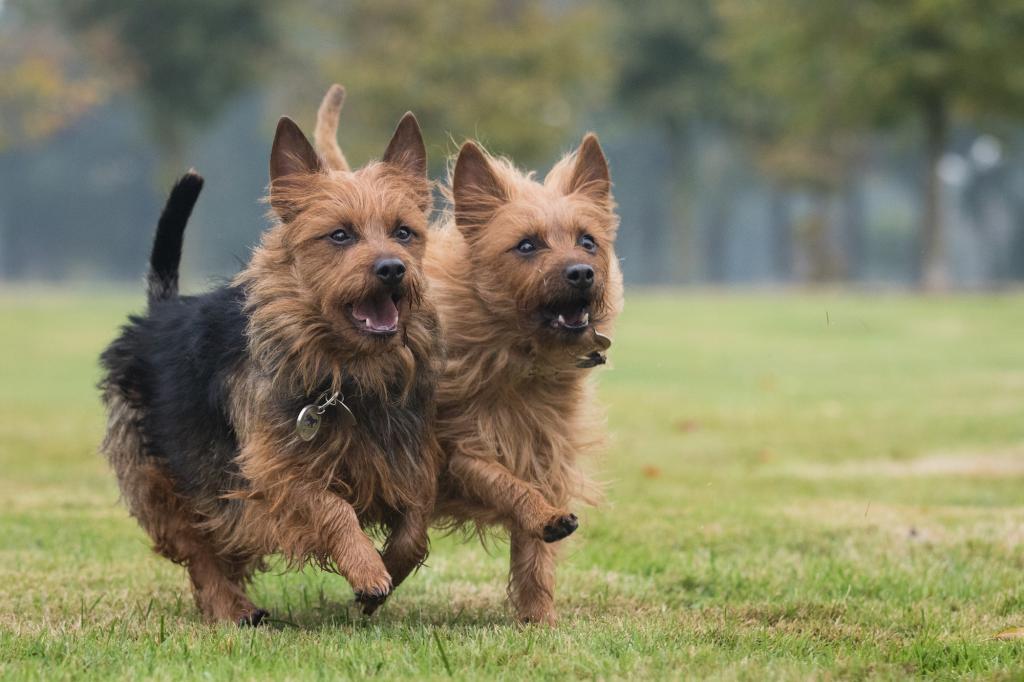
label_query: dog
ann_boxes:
[99,107,442,625]
[315,86,622,624]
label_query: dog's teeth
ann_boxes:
[557,314,567,326]
[581,312,590,325]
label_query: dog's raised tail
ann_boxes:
[148,170,203,304]
[315,84,351,172]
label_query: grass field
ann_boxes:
[1,289,1023,680]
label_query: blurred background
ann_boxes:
[2,0,1023,291]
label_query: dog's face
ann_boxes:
[267,115,430,355]
[452,136,621,347]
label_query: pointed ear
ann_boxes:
[269,117,322,220]
[382,112,427,179]
[270,117,322,182]
[567,133,610,203]
[453,141,506,235]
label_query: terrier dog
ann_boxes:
[316,87,622,624]
[99,107,442,625]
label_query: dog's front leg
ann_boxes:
[359,504,431,615]
[448,452,578,542]
[238,440,393,601]
[509,526,559,625]
[303,488,394,602]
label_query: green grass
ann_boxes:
[2,289,1024,680]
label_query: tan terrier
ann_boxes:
[316,85,622,624]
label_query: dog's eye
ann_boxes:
[516,239,537,255]
[579,234,597,252]
[328,228,353,245]
[393,225,414,243]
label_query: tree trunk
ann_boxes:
[840,171,866,281]
[768,187,793,283]
[798,192,839,284]
[921,97,949,291]
[665,119,699,284]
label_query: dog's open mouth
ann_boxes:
[542,302,590,332]
[350,293,401,336]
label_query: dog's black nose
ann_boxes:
[565,263,594,289]
[374,258,406,285]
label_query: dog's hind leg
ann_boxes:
[108,421,266,622]
[509,527,559,625]
[184,549,265,626]
[118,454,264,625]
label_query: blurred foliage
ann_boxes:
[614,0,725,133]
[718,0,1024,175]
[2,0,1024,285]
[717,0,1024,287]
[716,1,862,190]
[0,12,110,151]
[282,0,613,168]
[51,0,280,162]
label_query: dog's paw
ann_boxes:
[541,513,579,543]
[352,567,392,614]
[237,608,269,628]
[353,580,392,614]
[358,590,390,616]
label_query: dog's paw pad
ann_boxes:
[237,608,269,628]
[542,513,578,543]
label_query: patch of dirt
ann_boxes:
[774,449,1024,480]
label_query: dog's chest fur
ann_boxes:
[437,346,603,508]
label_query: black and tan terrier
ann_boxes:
[99,106,442,625]
[315,86,621,623]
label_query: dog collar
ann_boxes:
[295,389,356,442]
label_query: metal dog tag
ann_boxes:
[295,390,357,441]
[296,404,322,441]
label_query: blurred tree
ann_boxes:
[0,9,110,151]
[613,0,728,282]
[279,0,612,171]
[53,0,280,175]
[717,0,1024,290]
[716,0,864,282]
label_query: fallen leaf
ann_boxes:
[673,419,699,433]
[642,465,662,479]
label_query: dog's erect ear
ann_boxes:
[270,117,322,181]
[566,133,610,203]
[453,141,506,236]
[269,117,322,220]
[383,112,427,179]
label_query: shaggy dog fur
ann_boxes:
[316,86,623,624]
[99,108,443,625]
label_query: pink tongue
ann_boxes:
[563,308,585,326]
[352,294,399,332]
